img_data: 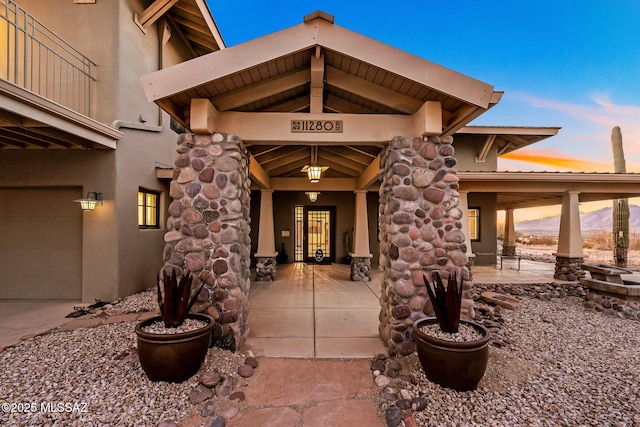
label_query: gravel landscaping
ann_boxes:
[373,283,640,427]
[1,281,640,426]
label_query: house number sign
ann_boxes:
[291,120,343,133]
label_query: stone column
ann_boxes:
[378,136,473,356]
[458,190,473,259]
[554,191,585,281]
[254,189,278,281]
[502,208,516,256]
[350,190,373,281]
[161,132,251,351]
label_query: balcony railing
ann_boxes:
[0,0,94,116]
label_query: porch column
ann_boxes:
[502,208,516,256]
[162,132,251,351]
[255,189,278,281]
[554,191,585,281]
[350,190,373,281]
[378,136,472,356]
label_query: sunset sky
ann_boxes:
[207,0,640,221]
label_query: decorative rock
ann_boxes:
[385,407,403,427]
[200,371,222,388]
[203,416,225,427]
[245,357,259,368]
[201,401,217,417]
[189,384,213,404]
[229,391,245,402]
[375,375,391,387]
[237,364,254,378]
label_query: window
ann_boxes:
[468,208,479,241]
[138,189,159,228]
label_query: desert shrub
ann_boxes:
[529,235,557,246]
[584,231,613,251]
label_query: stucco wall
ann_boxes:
[452,134,498,172]
[2,1,192,301]
[469,192,498,264]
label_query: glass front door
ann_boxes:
[294,205,335,263]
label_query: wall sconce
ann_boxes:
[74,191,103,211]
[306,191,320,202]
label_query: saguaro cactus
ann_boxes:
[611,126,630,267]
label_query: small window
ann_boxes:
[468,208,480,241]
[138,189,159,229]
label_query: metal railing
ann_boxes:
[0,0,94,116]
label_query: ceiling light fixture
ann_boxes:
[306,191,320,202]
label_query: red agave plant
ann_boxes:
[157,270,206,328]
[423,271,462,333]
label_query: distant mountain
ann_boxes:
[515,204,640,236]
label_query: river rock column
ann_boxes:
[378,136,473,356]
[161,132,251,351]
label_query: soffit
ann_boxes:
[167,0,225,56]
[458,126,561,156]
[0,80,122,149]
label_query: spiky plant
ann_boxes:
[424,271,462,333]
[158,270,206,328]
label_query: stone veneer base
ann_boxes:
[255,257,277,281]
[554,256,585,282]
[350,257,372,282]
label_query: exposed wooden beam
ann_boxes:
[310,54,324,113]
[324,94,376,114]
[213,111,439,144]
[318,150,365,174]
[260,147,309,171]
[325,66,422,114]
[475,134,496,163]
[212,69,309,111]
[135,0,179,33]
[357,153,381,189]
[261,96,309,113]
[249,154,270,189]
[171,15,211,37]
[270,177,358,191]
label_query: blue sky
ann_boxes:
[207,0,640,219]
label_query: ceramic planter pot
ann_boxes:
[413,317,491,391]
[135,313,214,383]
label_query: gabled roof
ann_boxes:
[136,0,225,56]
[141,10,501,135]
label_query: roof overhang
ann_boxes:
[458,126,560,159]
[141,11,500,135]
[144,11,503,190]
[0,80,123,149]
[459,171,640,209]
[136,0,225,56]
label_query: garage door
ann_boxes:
[0,188,82,299]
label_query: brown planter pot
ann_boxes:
[413,317,490,391]
[135,313,214,383]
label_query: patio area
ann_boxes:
[0,259,565,351]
